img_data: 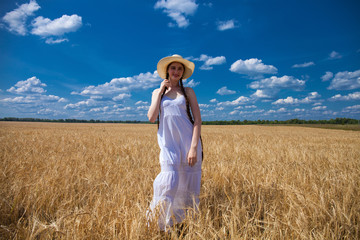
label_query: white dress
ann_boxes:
[148,95,202,231]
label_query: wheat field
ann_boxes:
[0,122,359,239]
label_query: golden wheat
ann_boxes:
[0,122,359,239]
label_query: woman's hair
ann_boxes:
[157,62,204,160]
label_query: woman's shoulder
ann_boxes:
[184,87,195,96]
[152,88,161,95]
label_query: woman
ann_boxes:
[147,54,203,231]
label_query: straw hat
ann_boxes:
[157,54,195,79]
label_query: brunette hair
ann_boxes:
[157,64,204,160]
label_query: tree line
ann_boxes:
[202,118,359,125]
[0,117,359,125]
[0,117,144,124]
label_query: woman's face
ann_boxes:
[167,62,184,81]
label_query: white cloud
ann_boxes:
[136,105,149,110]
[201,56,226,70]
[2,0,40,35]
[249,75,305,90]
[341,105,360,117]
[60,69,188,118]
[344,105,360,110]
[73,71,162,97]
[253,109,265,113]
[37,108,63,116]
[64,71,162,114]
[90,106,109,112]
[216,86,236,95]
[272,92,321,105]
[31,14,82,37]
[199,104,210,108]
[327,70,360,90]
[1,91,63,105]
[209,98,217,103]
[205,56,226,66]
[229,108,265,116]
[267,108,287,114]
[1,76,65,112]
[229,110,238,115]
[312,106,327,110]
[272,96,298,105]
[321,71,333,81]
[2,1,82,44]
[217,108,267,117]
[251,89,274,99]
[292,61,315,68]
[216,19,238,31]
[135,101,148,105]
[40,94,63,102]
[190,54,226,70]
[0,96,36,104]
[230,58,278,76]
[329,92,360,101]
[64,98,98,109]
[115,106,132,112]
[302,92,321,103]
[245,105,257,109]
[45,37,69,44]
[329,51,342,60]
[112,93,131,101]
[154,0,198,28]
[7,76,46,94]
[184,79,200,87]
[217,96,250,106]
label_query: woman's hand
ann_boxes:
[187,147,197,167]
[160,79,170,92]
[147,79,171,122]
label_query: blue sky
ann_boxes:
[1,0,359,121]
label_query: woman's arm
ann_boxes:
[147,88,162,123]
[147,80,169,122]
[186,87,202,167]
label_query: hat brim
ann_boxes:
[157,55,195,79]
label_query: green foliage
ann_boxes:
[202,118,359,125]
[0,117,146,124]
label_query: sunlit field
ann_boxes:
[1,122,359,239]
